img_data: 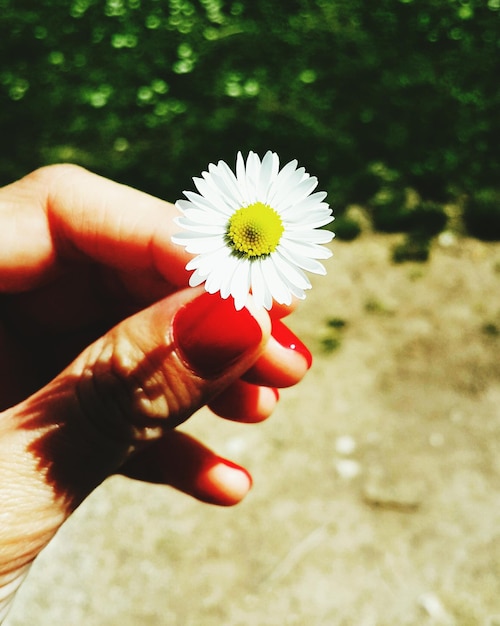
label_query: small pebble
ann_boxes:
[224,437,248,455]
[335,459,362,480]
[418,592,453,623]
[335,435,357,455]
[438,231,457,247]
[429,432,445,447]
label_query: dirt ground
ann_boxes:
[6,233,500,626]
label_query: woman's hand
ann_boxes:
[0,165,311,618]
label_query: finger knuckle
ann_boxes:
[75,333,180,442]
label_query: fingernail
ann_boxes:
[173,292,263,378]
[271,320,313,369]
[213,459,253,491]
[199,461,253,506]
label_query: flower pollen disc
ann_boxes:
[226,202,284,259]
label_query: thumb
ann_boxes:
[3,288,270,513]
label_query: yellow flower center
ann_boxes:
[226,202,284,259]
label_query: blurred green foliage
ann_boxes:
[463,188,500,240]
[320,317,347,353]
[333,215,362,241]
[1,0,499,235]
[392,232,432,262]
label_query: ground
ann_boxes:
[6,233,500,626]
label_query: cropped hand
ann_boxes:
[0,165,311,618]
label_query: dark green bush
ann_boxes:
[407,201,448,237]
[320,317,347,353]
[0,0,499,228]
[333,215,362,241]
[463,189,500,241]
[392,233,431,263]
[370,187,411,233]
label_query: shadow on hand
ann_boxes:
[16,343,178,513]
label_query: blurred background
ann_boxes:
[1,0,500,243]
[2,1,500,625]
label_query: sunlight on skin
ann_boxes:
[0,165,311,621]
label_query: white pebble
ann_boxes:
[429,432,445,447]
[224,437,247,456]
[418,592,453,623]
[335,459,361,480]
[438,231,457,247]
[335,435,357,455]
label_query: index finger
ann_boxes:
[0,164,190,292]
[0,165,297,320]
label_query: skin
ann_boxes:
[0,165,310,615]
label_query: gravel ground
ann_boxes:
[6,233,500,626]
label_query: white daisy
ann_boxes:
[172,150,334,310]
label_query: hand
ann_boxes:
[0,165,311,618]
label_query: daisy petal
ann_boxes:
[280,191,329,217]
[272,250,312,290]
[205,252,232,293]
[182,208,226,226]
[275,176,319,212]
[217,159,245,203]
[185,245,229,273]
[263,257,293,305]
[258,151,280,204]
[286,214,334,230]
[280,237,333,260]
[179,236,225,255]
[250,259,273,310]
[189,268,208,287]
[287,229,335,244]
[245,151,262,204]
[230,259,252,310]
[175,218,225,235]
[192,177,234,215]
[278,244,327,275]
[270,165,307,210]
[206,164,242,208]
[180,191,224,216]
[236,151,247,195]
[219,254,241,299]
[268,160,300,203]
